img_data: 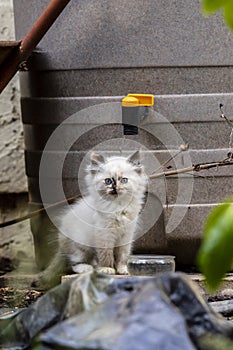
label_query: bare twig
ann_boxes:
[219,104,233,128]
[150,144,189,175]
[149,160,233,179]
[0,193,82,228]
[219,104,233,149]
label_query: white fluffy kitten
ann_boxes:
[33,151,147,289]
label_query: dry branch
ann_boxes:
[149,160,233,179]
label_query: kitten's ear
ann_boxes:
[88,152,105,175]
[128,150,142,174]
[128,150,141,165]
[90,152,105,165]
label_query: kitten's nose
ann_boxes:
[112,178,117,194]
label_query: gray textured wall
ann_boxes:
[10,0,233,265]
[0,1,33,271]
[0,0,27,193]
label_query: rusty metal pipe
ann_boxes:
[0,43,21,93]
[0,0,72,94]
[20,0,71,60]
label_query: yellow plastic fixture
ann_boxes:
[122,93,154,107]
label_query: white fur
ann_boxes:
[34,152,147,288]
[59,153,147,274]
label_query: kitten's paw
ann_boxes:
[31,275,42,289]
[116,265,129,275]
[72,263,94,274]
[31,273,58,290]
[96,266,116,275]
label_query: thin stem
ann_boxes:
[0,193,82,228]
[149,160,233,179]
[150,143,189,175]
[219,104,233,128]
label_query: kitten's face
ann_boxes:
[86,152,147,201]
[95,159,138,200]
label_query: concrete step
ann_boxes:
[61,272,233,301]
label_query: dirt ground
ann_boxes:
[0,287,43,308]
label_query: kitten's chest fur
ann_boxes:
[102,209,128,226]
[93,195,142,235]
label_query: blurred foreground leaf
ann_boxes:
[202,0,229,13]
[223,1,233,30]
[197,198,233,291]
[202,0,233,30]
[200,333,233,350]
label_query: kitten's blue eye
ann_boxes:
[120,178,128,184]
[105,178,112,185]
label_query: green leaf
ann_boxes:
[223,1,233,29]
[202,0,233,30]
[197,198,233,291]
[202,0,229,13]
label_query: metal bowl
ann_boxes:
[127,255,175,276]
